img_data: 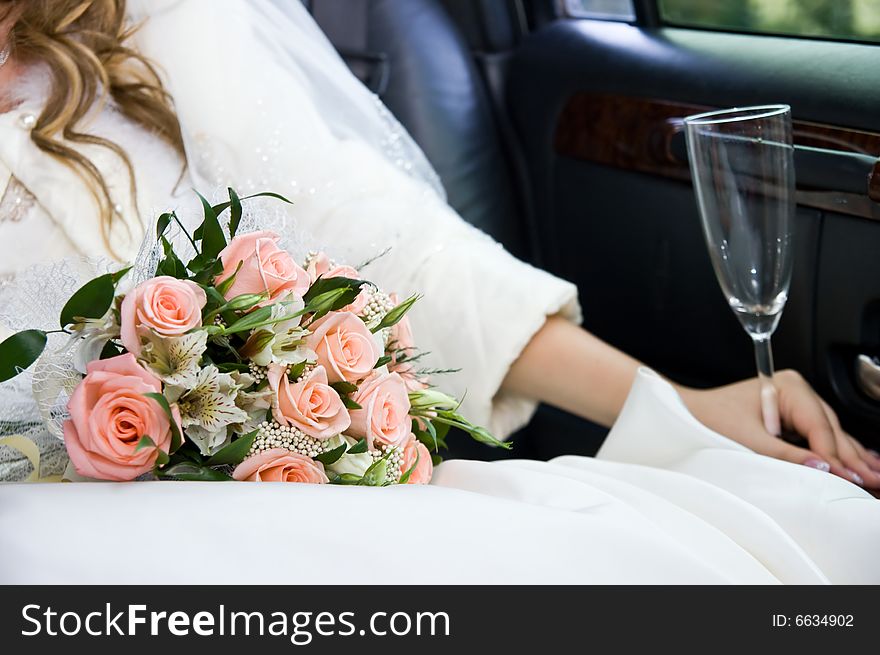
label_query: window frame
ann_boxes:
[649,0,880,47]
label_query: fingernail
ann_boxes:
[846,469,864,486]
[804,458,831,472]
[868,449,880,459]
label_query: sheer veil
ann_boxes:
[126,0,445,201]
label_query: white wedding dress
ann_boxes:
[0,0,877,584]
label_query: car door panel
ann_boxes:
[505,18,880,447]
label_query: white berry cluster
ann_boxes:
[362,287,395,329]
[293,362,317,383]
[303,250,322,270]
[247,361,267,383]
[371,443,404,482]
[248,420,333,459]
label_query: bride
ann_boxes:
[0,0,877,584]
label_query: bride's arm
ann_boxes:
[502,316,880,489]
[501,317,640,428]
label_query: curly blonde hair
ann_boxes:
[3,0,185,255]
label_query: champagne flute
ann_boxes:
[684,105,795,436]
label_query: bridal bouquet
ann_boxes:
[0,190,504,484]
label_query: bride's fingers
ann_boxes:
[866,447,880,471]
[835,435,880,488]
[778,376,844,472]
[761,438,829,470]
[817,399,880,487]
[848,436,880,479]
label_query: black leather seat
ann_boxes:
[308,0,527,259]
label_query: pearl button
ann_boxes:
[113,203,123,215]
[19,113,36,130]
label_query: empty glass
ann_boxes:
[684,105,795,436]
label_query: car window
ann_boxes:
[659,0,880,43]
[563,0,636,22]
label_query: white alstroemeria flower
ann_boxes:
[139,330,208,389]
[325,435,373,477]
[184,425,232,457]
[247,300,315,367]
[230,371,275,435]
[167,365,249,455]
[70,309,120,374]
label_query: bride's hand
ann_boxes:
[679,370,880,489]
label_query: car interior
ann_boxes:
[303,0,880,461]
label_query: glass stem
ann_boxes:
[753,336,781,436]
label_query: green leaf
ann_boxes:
[287,360,307,381]
[314,442,347,465]
[242,191,292,205]
[330,381,358,395]
[204,285,228,308]
[398,447,419,485]
[215,260,243,297]
[374,355,392,368]
[155,448,170,468]
[341,396,362,410]
[195,191,227,260]
[416,419,439,452]
[134,435,157,452]
[0,330,47,383]
[434,420,451,443]
[359,457,388,486]
[215,191,293,217]
[99,340,121,360]
[59,274,115,328]
[205,429,258,467]
[347,438,368,454]
[210,187,291,220]
[156,212,173,238]
[223,292,267,313]
[228,187,243,238]
[215,362,251,374]
[304,276,365,306]
[156,236,188,279]
[222,305,274,335]
[372,294,420,333]
[144,392,183,453]
[328,472,364,485]
[111,266,132,284]
[160,462,234,481]
[303,288,349,323]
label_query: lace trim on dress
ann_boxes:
[0,176,36,224]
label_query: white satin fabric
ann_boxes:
[1,369,876,584]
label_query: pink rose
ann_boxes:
[233,448,328,483]
[120,276,207,356]
[401,435,433,484]
[306,311,380,384]
[217,231,309,305]
[306,251,361,284]
[386,294,427,391]
[347,370,411,448]
[267,364,351,439]
[63,354,181,481]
